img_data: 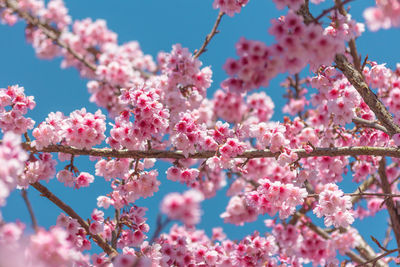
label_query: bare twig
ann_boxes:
[313,0,354,22]
[21,189,38,232]
[31,182,118,258]
[355,248,399,267]
[193,11,224,59]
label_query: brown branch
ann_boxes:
[31,182,118,258]
[378,158,400,251]
[193,11,224,59]
[335,55,400,137]
[21,189,38,232]
[19,142,400,159]
[352,117,388,134]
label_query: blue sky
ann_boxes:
[0,0,397,258]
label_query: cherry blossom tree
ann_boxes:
[1,0,400,266]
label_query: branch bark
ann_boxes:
[20,142,400,159]
[193,11,224,59]
[31,182,118,258]
[335,54,400,137]
[378,158,400,251]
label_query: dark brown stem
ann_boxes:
[19,142,400,159]
[21,189,38,232]
[193,11,224,59]
[378,158,400,251]
[31,182,118,258]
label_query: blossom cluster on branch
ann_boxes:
[0,0,400,266]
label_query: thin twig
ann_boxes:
[193,11,224,59]
[149,214,170,244]
[31,182,118,258]
[21,189,38,232]
[355,248,400,267]
[313,0,354,23]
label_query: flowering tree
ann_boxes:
[0,0,400,266]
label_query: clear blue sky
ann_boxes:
[0,0,397,257]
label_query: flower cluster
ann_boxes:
[313,183,354,228]
[364,0,400,31]
[0,222,88,266]
[18,152,56,187]
[108,83,169,149]
[56,213,92,251]
[222,11,363,92]
[32,108,106,149]
[246,178,307,219]
[56,169,94,189]
[212,0,249,17]
[161,190,204,226]
[166,166,199,186]
[158,44,212,115]
[156,225,278,266]
[0,85,35,134]
[0,132,27,206]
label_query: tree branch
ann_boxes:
[378,158,400,251]
[31,182,118,258]
[335,54,400,137]
[19,142,400,159]
[355,248,399,267]
[21,189,38,232]
[352,117,388,134]
[193,11,224,59]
